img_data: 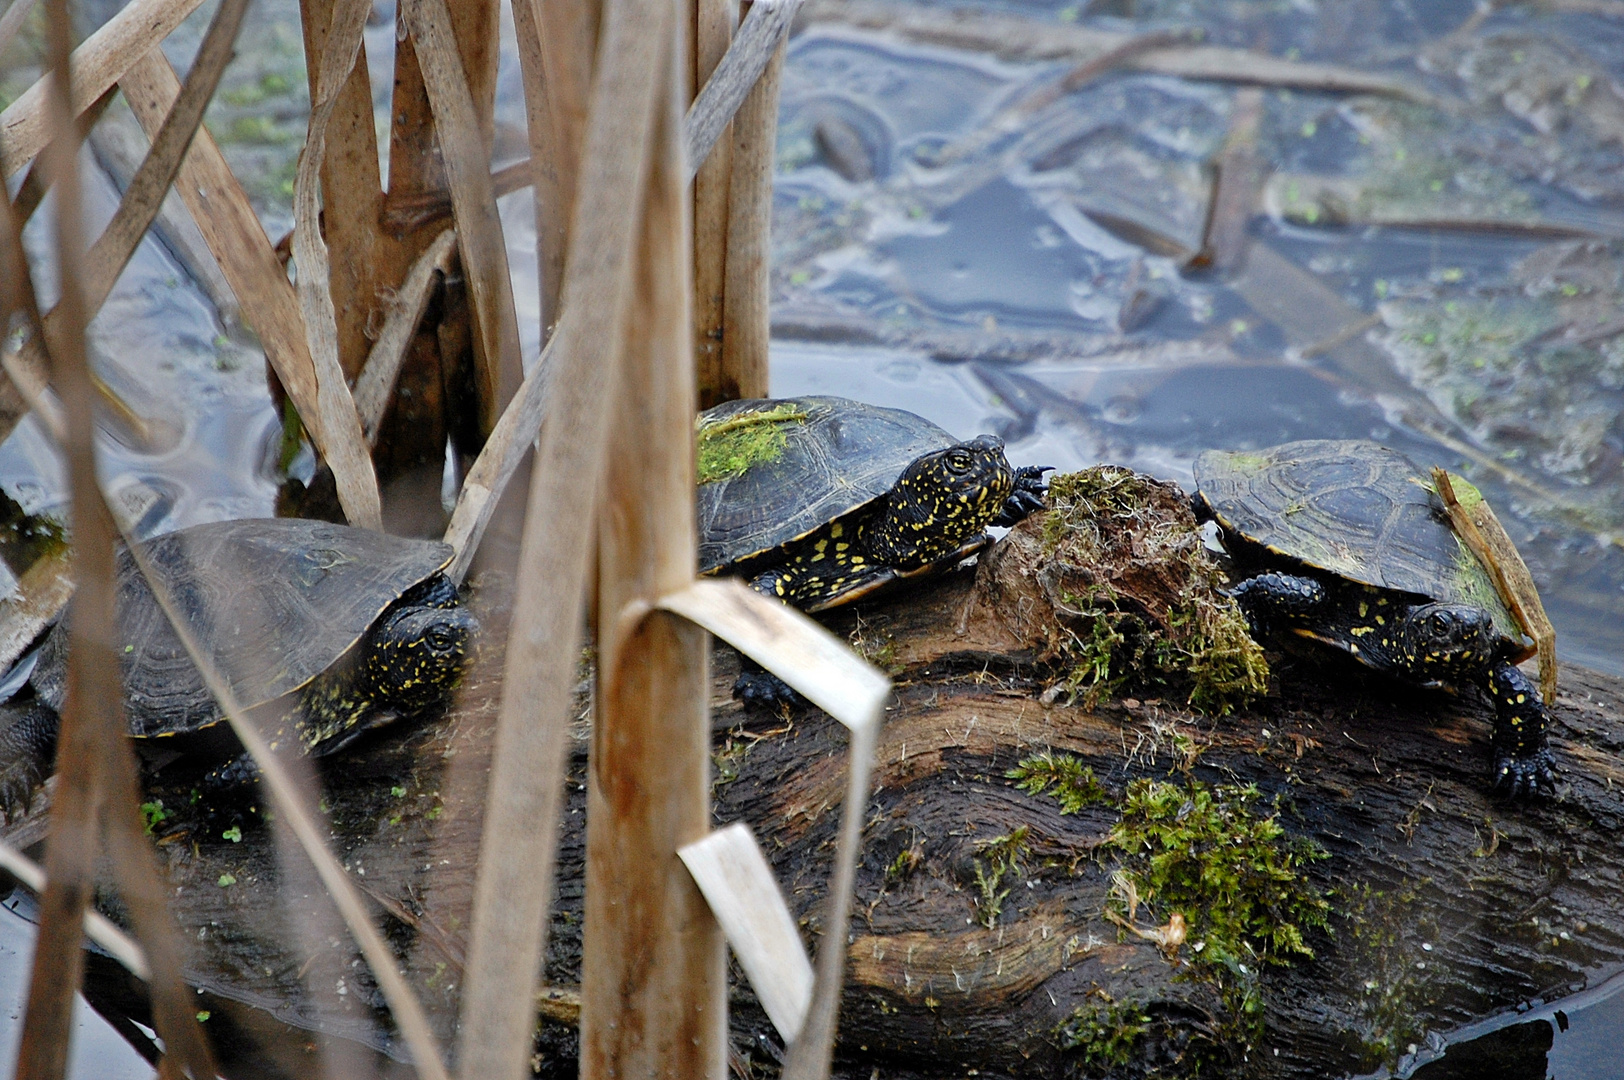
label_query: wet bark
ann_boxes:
[7,508,1624,1079]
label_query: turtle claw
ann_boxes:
[0,764,41,823]
[992,466,1053,527]
[0,701,58,823]
[732,669,800,708]
[1492,746,1557,800]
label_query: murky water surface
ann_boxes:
[4,0,1624,1073]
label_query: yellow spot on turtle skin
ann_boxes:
[1349,643,1360,654]
[830,522,843,539]
[1359,600,1368,617]
[1377,597,1389,606]
[836,543,849,552]
[1516,693,1526,704]
[1375,614,1385,625]
[1350,625,1374,637]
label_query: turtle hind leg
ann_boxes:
[0,700,59,821]
[1487,661,1556,798]
[1229,572,1327,637]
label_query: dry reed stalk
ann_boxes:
[401,0,525,431]
[291,0,383,529]
[120,52,330,452]
[14,0,247,395]
[439,329,557,582]
[355,227,459,444]
[683,0,801,177]
[381,157,534,233]
[16,5,120,1069]
[510,0,595,336]
[298,0,387,380]
[691,0,735,408]
[17,4,215,1074]
[0,0,205,173]
[8,87,115,224]
[657,579,888,1080]
[450,0,672,1069]
[0,0,37,59]
[718,25,782,400]
[583,16,726,1077]
[0,168,35,442]
[87,116,240,328]
[0,840,149,979]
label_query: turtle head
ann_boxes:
[1396,602,1496,680]
[363,600,479,717]
[868,435,1015,567]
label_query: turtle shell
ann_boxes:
[32,519,453,738]
[1193,440,1521,642]
[697,396,957,574]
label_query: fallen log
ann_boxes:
[6,469,1623,1078]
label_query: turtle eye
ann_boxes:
[1430,613,1449,637]
[947,450,973,473]
[427,628,457,652]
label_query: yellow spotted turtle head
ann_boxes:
[867,435,1015,568]
[1396,602,1498,679]
[352,580,479,720]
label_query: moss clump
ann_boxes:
[695,402,808,485]
[1056,993,1150,1067]
[1102,779,1330,1057]
[1105,778,1330,967]
[1038,467,1268,714]
[1007,751,1109,814]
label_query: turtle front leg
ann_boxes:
[733,568,803,707]
[0,701,59,821]
[1228,572,1327,638]
[992,465,1052,527]
[1486,661,1556,798]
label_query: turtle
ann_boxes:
[0,518,478,815]
[1191,439,1554,797]
[697,396,1049,703]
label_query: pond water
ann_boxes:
[3,0,1624,1074]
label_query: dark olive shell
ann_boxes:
[31,519,453,738]
[1193,440,1520,641]
[697,396,956,574]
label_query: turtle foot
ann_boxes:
[202,752,262,793]
[992,466,1053,527]
[1492,746,1557,800]
[0,701,58,822]
[732,669,800,708]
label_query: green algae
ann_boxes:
[695,402,808,485]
